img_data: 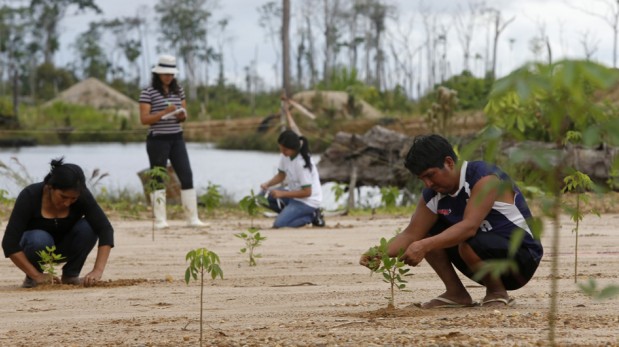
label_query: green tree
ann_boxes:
[29,0,101,65]
[99,17,144,83]
[154,0,218,100]
[0,5,32,119]
[73,22,109,80]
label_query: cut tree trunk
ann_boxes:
[317,125,414,188]
[317,126,618,190]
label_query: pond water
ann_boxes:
[0,143,383,210]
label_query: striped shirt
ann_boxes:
[139,86,185,135]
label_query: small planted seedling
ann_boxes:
[237,190,268,266]
[199,181,223,215]
[562,170,598,283]
[239,189,268,228]
[365,237,411,309]
[234,227,266,266]
[185,248,223,347]
[36,245,65,285]
[145,166,169,241]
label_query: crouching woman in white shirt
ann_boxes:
[260,130,325,228]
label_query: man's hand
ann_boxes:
[401,240,428,267]
[82,269,104,287]
[33,272,58,285]
[359,253,381,271]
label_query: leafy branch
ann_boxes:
[36,245,65,285]
[185,248,223,347]
[235,227,266,266]
[366,237,411,309]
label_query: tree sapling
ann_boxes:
[234,227,266,266]
[145,166,169,241]
[36,245,65,285]
[185,248,223,347]
[365,237,411,309]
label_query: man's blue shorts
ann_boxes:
[428,220,540,290]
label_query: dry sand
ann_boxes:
[1,213,618,346]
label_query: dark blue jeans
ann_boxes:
[262,189,317,228]
[19,219,98,277]
[146,132,194,189]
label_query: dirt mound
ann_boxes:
[292,90,383,120]
[44,77,139,118]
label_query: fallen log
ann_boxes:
[317,126,619,190]
[317,125,414,188]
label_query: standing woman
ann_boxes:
[139,54,205,228]
[2,158,114,288]
[260,129,325,228]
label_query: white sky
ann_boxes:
[57,0,616,93]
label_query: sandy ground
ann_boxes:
[1,213,618,347]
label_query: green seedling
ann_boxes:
[199,181,223,215]
[562,170,598,283]
[36,245,65,285]
[239,189,268,228]
[578,278,619,301]
[234,227,267,266]
[365,237,411,309]
[379,186,400,209]
[185,248,223,347]
[330,183,347,209]
[145,166,169,241]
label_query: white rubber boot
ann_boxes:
[181,188,207,227]
[151,189,169,229]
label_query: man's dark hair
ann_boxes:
[404,134,458,175]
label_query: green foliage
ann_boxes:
[36,245,65,285]
[73,23,109,80]
[145,166,169,194]
[27,63,78,101]
[438,70,493,111]
[366,236,411,309]
[216,132,280,152]
[481,59,619,345]
[184,247,223,347]
[184,248,224,283]
[145,167,169,241]
[16,102,142,144]
[239,190,268,227]
[578,278,619,300]
[484,60,619,143]
[379,186,399,209]
[234,227,267,267]
[193,85,280,120]
[315,67,414,113]
[95,187,145,219]
[330,183,347,209]
[199,181,223,214]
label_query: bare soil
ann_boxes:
[1,213,618,346]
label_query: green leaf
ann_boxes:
[508,229,525,258]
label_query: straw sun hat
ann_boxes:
[151,55,179,74]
